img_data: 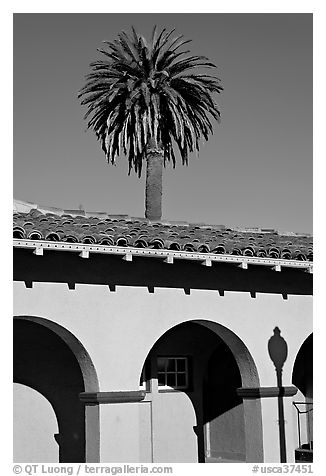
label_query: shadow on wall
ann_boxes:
[268,327,288,463]
[202,340,245,462]
[14,248,312,296]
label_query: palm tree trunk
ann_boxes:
[145,147,164,221]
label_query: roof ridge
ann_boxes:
[13,198,312,237]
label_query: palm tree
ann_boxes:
[79,27,223,221]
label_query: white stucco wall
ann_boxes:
[13,281,312,463]
[13,282,312,390]
[13,383,59,462]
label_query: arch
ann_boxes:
[13,315,100,463]
[194,319,260,388]
[140,319,263,463]
[292,333,313,398]
[140,318,260,389]
[291,333,313,460]
[14,315,99,392]
[194,320,263,463]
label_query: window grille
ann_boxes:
[157,356,189,390]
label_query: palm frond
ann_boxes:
[79,26,223,175]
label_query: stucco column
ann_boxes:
[80,391,146,463]
[238,386,298,463]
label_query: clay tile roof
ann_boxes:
[13,199,313,261]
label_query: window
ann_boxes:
[157,356,189,390]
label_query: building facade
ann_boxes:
[13,199,313,463]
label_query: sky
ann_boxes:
[13,13,312,233]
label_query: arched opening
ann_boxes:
[140,320,263,463]
[13,316,100,463]
[292,334,313,462]
[202,338,244,462]
[13,383,59,462]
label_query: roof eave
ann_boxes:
[13,238,313,273]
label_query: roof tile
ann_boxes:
[13,199,313,261]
